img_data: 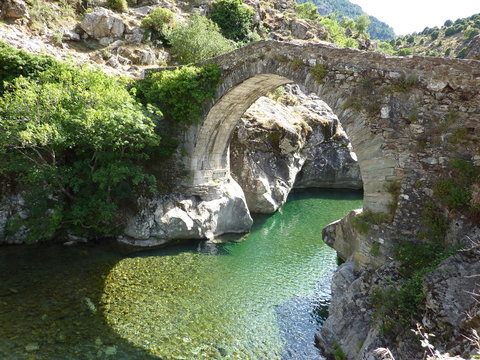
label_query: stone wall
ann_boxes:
[177,39,479,269]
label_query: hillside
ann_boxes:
[296,0,395,40]
[391,13,480,58]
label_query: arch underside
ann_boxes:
[190,74,292,185]
[187,70,395,213]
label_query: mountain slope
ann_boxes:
[296,0,395,40]
[391,13,480,58]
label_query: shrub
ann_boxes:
[166,13,234,64]
[456,47,468,58]
[295,2,320,21]
[309,63,328,82]
[0,42,59,94]
[0,63,160,241]
[396,48,413,56]
[372,238,458,338]
[444,27,456,37]
[209,0,255,43]
[135,64,221,126]
[430,30,439,40]
[141,7,175,32]
[465,27,480,40]
[377,41,395,55]
[107,0,128,12]
[141,7,176,44]
[355,14,370,35]
[351,210,392,234]
[320,15,358,48]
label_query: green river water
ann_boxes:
[0,189,362,360]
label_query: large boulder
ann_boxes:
[230,85,362,214]
[119,178,253,246]
[230,95,310,213]
[80,7,125,40]
[0,0,29,21]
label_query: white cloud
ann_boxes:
[349,0,479,35]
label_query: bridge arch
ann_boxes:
[179,40,479,215]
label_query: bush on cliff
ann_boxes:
[0,62,161,241]
[209,0,256,43]
[141,7,176,44]
[135,64,221,126]
[0,42,59,94]
[166,13,234,64]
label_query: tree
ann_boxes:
[355,14,370,35]
[295,2,320,21]
[0,63,160,241]
[209,0,255,43]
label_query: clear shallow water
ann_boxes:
[0,189,362,360]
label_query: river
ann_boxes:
[0,188,362,360]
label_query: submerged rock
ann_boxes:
[119,178,253,246]
[230,85,362,214]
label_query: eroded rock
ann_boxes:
[230,85,362,214]
[0,0,29,21]
[120,178,253,246]
[80,7,125,40]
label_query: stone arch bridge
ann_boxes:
[177,40,479,216]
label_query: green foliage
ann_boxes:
[319,14,359,48]
[351,210,392,234]
[27,0,77,33]
[372,237,458,338]
[209,0,255,43]
[354,14,370,35]
[420,201,449,241]
[332,342,347,360]
[141,7,176,42]
[0,62,160,241]
[456,47,468,58]
[296,0,395,40]
[135,64,221,126]
[377,41,395,55]
[430,30,439,40]
[392,75,417,92]
[107,0,128,12]
[396,48,413,56]
[465,27,480,40]
[166,13,234,64]
[0,42,59,94]
[432,159,479,212]
[370,242,380,256]
[295,2,320,21]
[309,63,328,83]
[291,58,305,71]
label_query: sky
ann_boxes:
[349,0,480,36]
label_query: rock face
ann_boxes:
[80,7,125,40]
[230,96,310,214]
[0,0,29,21]
[119,178,253,246]
[317,229,480,360]
[0,193,28,244]
[230,85,361,214]
[466,34,480,60]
